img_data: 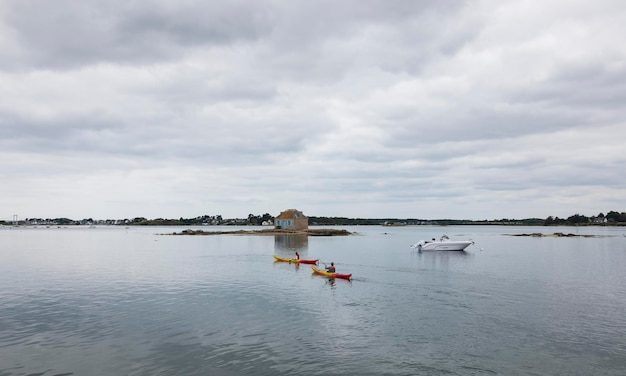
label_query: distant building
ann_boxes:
[275,209,308,230]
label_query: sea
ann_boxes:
[1,225,625,376]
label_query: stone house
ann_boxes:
[275,209,308,230]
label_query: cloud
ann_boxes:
[1,0,625,220]
[1,0,275,69]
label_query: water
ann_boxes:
[1,225,625,375]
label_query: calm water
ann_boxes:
[1,225,625,375]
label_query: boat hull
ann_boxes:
[414,240,473,251]
[273,255,318,264]
[311,266,352,280]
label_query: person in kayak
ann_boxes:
[295,251,300,260]
[326,262,335,273]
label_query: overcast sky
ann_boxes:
[1,0,625,221]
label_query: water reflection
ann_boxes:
[310,272,352,287]
[274,234,308,252]
[413,250,471,268]
[325,277,336,288]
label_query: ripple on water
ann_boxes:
[2,226,626,375]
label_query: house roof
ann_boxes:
[275,209,307,219]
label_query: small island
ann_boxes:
[168,228,352,236]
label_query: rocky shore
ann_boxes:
[167,228,352,236]
[508,232,603,238]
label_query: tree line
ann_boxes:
[543,211,626,225]
[4,211,625,226]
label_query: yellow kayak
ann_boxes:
[311,266,352,280]
[273,255,318,265]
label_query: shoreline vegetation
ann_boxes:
[4,211,625,227]
[167,228,352,236]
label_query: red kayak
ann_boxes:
[273,255,318,265]
[311,266,352,280]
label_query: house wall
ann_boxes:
[275,210,308,230]
[292,217,308,230]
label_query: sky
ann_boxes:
[1,0,625,221]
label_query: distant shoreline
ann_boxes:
[166,228,352,236]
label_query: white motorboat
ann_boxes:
[410,235,473,251]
